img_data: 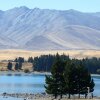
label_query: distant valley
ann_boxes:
[0,6,100,50]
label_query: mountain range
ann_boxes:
[0,6,100,50]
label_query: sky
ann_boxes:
[0,0,100,12]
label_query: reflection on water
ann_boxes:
[0,73,99,97]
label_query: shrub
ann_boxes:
[24,68,30,73]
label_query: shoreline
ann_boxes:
[1,93,100,100]
[0,71,51,76]
[91,74,100,77]
[0,71,99,76]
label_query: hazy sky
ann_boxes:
[0,0,100,12]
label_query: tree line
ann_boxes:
[45,53,95,99]
[32,55,100,74]
[33,54,69,72]
[6,55,100,74]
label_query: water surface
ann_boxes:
[0,73,45,93]
[0,72,99,98]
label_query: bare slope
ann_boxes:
[0,7,100,50]
[26,25,100,50]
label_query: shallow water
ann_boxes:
[0,73,99,100]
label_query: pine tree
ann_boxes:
[7,62,12,70]
[64,60,95,98]
[89,79,95,98]
[75,61,95,98]
[45,53,66,99]
[64,61,78,98]
[28,57,34,63]
[19,62,22,70]
[15,63,19,70]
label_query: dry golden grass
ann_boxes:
[0,49,100,61]
[0,62,33,71]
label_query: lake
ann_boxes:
[0,72,45,94]
[0,72,99,98]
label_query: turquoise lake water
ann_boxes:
[0,73,99,100]
[0,73,45,94]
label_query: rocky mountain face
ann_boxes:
[0,6,100,50]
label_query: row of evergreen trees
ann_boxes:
[33,54,69,71]
[45,54,95,99]
[82,57,100,74]
[7,55,100,74]
[32,55,100,74]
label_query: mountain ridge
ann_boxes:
[0,7,100,50]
